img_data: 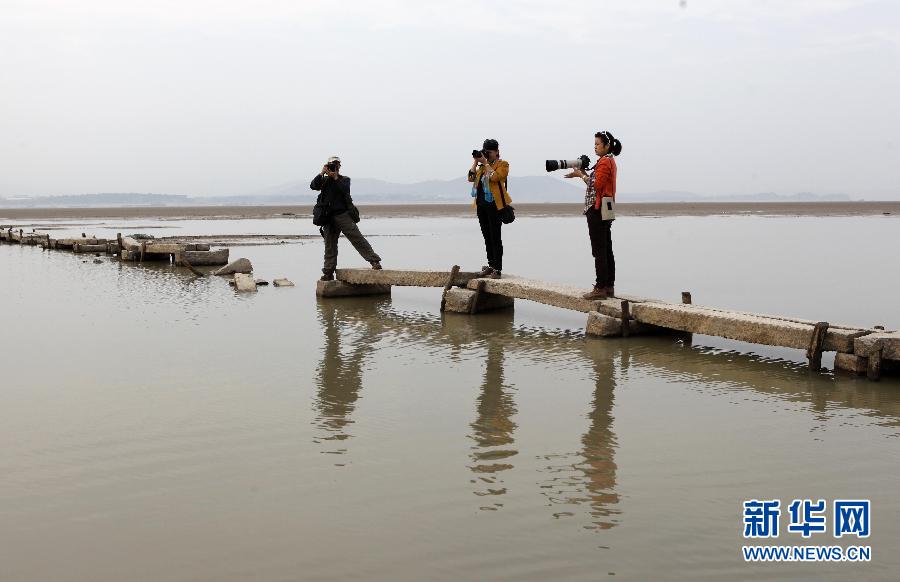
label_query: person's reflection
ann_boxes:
[465,319,518,510]
[539,344,620,530]
[577,346,621,529]
[313,298,386,462]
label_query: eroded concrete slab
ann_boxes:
[336,268,482,288]
[854,332,900,360]
[631,302,817,349]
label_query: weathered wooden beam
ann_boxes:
[867,342,883,381]
[620,300,631,337]
[469,280,486,315]
[440,265,461,312]
[806,321,829,371]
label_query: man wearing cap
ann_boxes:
[311,156,382,280]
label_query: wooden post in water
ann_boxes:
[806,321,829,372]
[440,265,461,312]
[620,300,631,337]
[867,342,883,381]
[469,280,486,315]
[680,291,693,344]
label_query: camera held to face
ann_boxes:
[472,149,486,159]
[545,155,592,173]
[325,161,340,172]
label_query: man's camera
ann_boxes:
[325,161,340,172]
[472,149,486,159]
[545,155,592,172]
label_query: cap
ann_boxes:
[326,156,341,164]
[482,139,499,152]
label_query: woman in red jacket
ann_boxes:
[566,130,622,300]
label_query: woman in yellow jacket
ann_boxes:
[467,138,511,279]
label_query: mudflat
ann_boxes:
[1,201,898,220]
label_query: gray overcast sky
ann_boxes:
[1,0,898,197]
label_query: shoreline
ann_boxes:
[1,201,898,221]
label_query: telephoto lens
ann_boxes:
[545,155,591,172]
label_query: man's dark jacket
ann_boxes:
[310,174,351,212]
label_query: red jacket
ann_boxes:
[593,156,617,208]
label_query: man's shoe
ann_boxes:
[582,285,608,300]
[320,272,335,281]
[489,270,502,279]
[479,265,494,277]
[371,262,382,270]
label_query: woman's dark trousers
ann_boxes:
[586,208,614,287]
[477,203,503,271]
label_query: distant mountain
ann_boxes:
[0,177,859,208]
[622,191,852,203]
[247,175,585,203]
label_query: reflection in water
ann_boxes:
[537,344,620,530]
[313,298,389,462]
[467,316,518,510]
[313,300,900,533]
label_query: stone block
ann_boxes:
[273,278,295,287]
[316,280,391,298]
[443,288,514,313]
[585,311,622,337]
[233,273,257,293]
[834,352,867,375]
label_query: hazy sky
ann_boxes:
[2,0,898,197]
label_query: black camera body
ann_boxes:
[472,149,486,159]
[325,161,340,172]
[545,155,592,172]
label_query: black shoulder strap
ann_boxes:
[495,164,508,209]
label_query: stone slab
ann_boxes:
[630,302,818,349]
[316,280,391,298]
[442,288,514,313]
[273,278,295,287]
[465,276,614,313]
[336,268,482,288]
[684,305,876,353]
[854,332,900,360]
[233,273,258,293]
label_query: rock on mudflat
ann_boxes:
[213,258,253,276]
[273,278,295,287]
[255,279,269,286]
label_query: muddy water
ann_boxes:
[0,214,898,581]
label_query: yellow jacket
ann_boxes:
[467,160,512,210]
